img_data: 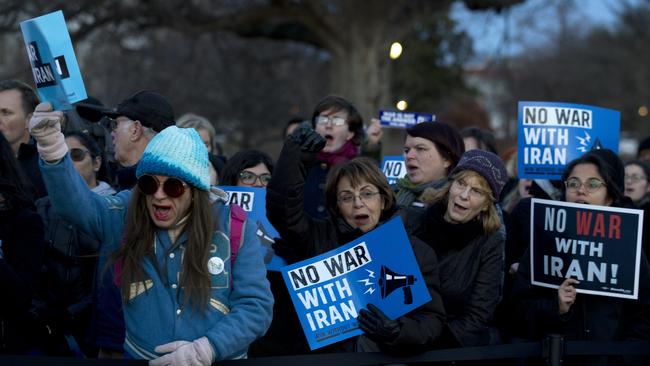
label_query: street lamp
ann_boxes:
[639,105,648,117]
[389,42,403,60]
[396,100,408,111]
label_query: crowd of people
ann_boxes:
[1,79,650,365]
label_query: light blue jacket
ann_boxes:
[40,155,273,360]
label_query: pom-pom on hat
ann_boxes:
[451,149,507,199]
[136,126,210,191]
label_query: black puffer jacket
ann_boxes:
[404,202,505,348]
[266,138,446,354]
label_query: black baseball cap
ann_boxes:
[76,90,174,132]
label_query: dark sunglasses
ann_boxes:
[70,148,91,162]
[137,175,188,198]
[239,171,272,186]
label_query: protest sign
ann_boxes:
[218,186,287,271]
[282,216,431,350]
[379,110,435,128]
[517,101,620,180]
[20,10,87,110]
[381,155,406,185]
[530,198,643,299]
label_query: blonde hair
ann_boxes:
[422,170,501,235]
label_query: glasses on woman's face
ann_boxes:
[315,115,347,127]
[625,174,647,183]
[137,175,188,198]
[239,171,272,186]
[337,189,380,205]
[451,178,488,200]
[69,148,91,162]
[565,177,606,193]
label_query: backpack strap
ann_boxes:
[229,204,247,267]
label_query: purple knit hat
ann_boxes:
[450,149,507,198]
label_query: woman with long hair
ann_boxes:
[511,149,650,366]
[28,103,273,364]
[406,149,507,347]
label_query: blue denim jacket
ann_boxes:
[40,155,273,360]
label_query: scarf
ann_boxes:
[395,176,446,208]
[424,202,484,255]
[316,140,359,167]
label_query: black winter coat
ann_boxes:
[0,207,45,354]
[405,202,505,348]
[266,138,446,354]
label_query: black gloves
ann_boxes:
[288,122,326,153]
[357,303,401,344]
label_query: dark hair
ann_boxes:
[0,79,39,116]
[284,117,307,140]
[406,121,465,174]
[561,149,626,207]
[65,130,113,184]
[325,157,396,221]
[460,127,498,155]
[311,96,364,146]
[0,132,34,209]
[117,188,214,311]
[221,150,274,186]
[625,160,650,179]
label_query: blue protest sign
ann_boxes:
[282,216,431,350]
[381,155,406,185]
[218,186,287,271]
[517,101,620,180]
[530,198,643,299]
[20,10,87,110]
[379,110,435,128]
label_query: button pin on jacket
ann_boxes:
[208,257,224,275]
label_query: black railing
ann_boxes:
[1,336,649,365]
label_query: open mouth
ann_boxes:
[354,214,370,226]
[453,202,468,213]
[324,134,334,143]
[406,164,419,174]
[153,204,172,221]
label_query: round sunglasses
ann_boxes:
[137,175,188,198]
[69,148,91,162]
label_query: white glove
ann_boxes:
[149,337,215,366]
[27,102,67,162]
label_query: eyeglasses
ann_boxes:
[137,175,188,198]
[451,178,489,200]
[565,177,606,193]
[69,148,91,162]
[239,171,272,186]
[625,174,647,183]
[337,190,380,205]
[315,115,347,127]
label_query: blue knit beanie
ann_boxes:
[136,126,210,190]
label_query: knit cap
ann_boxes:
[451,149,507,198]
[406,122,465,169]
[136,126,210,190]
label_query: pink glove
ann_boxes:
[149,337,215,366]
[27,102,67,162]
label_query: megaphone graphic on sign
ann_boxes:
[378,265,416,305]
